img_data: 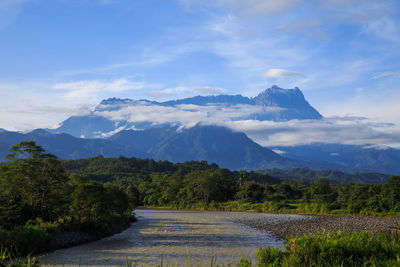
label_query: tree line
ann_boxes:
[63,154,400,215]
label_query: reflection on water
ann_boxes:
[39,210,305,266]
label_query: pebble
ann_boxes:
[237,214,400,239]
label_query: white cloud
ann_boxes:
[362,17,400,44]
[372,71,400,79]
[99,125,127,138]
[179,0,301,16]
[218,117,400,148]
[196,87,226,95]
[0,0,28,29]
[52,79,152,99]
[264,69,305,78]
[149,86,194,99]
[149,86,226,99]
[94,102,268,126]
[217,0,301,17]
[280,19,331,40]
[0,79,157,131]
[90,100,400,148]
[205,14,313,93]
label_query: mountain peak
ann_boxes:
[99,97,132,105]
[254,86,306,107]
[95,97,135,112]
[253,86,322,120]
[260,85,303,96]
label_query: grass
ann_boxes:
[0,247,40,267]
[257,231,400,267]
[142,200,400,217]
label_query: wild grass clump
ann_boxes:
[0,247,40,267]
[257,231,400,267]
[295,202,330,214]
[0,222,52,256]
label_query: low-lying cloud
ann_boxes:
[92,101,400,148]
[94,102,280,127]
[219,117,400,148]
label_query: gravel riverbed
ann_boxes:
[237,214,400,239]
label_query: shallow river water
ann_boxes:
[39,209,306,266]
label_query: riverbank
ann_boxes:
[39,209,288,266]
[139,200,400,217]
[140,206,400,240]
[0,216,136,258]
[237,214,400,239]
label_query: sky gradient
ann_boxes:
[0,0,399,146]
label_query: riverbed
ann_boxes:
[39,209,307,266]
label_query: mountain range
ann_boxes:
[50,85,322,139]
[1,85,399,176]
[0,125,339,171]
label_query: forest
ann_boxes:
[0,142,135,256]
[64,154,400,215]
[1,141,400,257]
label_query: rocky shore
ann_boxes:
[237,214,400,240]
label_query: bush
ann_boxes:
[0,224,50,256]
[257,246,285,266]
[257,231,400,267]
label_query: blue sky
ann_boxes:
[0,0,400,146]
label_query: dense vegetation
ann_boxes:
[261,167,390,184]
[0,142,135,256]
[257,231,400,266]
[63,156,400,215]
[2,142,400,262]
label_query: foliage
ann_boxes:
[261,168,390,184]
[0,142,134,255]
[257,231,400,267]
[2,141,400,257]
[0,246,40,267]
[63,155,400,216]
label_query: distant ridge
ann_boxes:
[1,126,399,175]
[0,125,308,170]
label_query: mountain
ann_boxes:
[270,143,400,175]
[0,125,336,171]
[0,129,126,160]
[53,115,121,138]
[109,125,313,170]
[253,86,322,120]
[2,125,398,177]
[50,85,322,139]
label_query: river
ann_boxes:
[39,209,306,266]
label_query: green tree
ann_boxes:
[239,170,247,200]
[311,178,337,204]
[380,176,400,212]
[70,181,106,228]
[244,182,265,203]
[0,141,67,225]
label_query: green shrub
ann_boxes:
[257,246,285,266]
[6,225,50,255]
[257,231,400,267]
[0,246,40,267]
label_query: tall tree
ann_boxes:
[2,141,67,222]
